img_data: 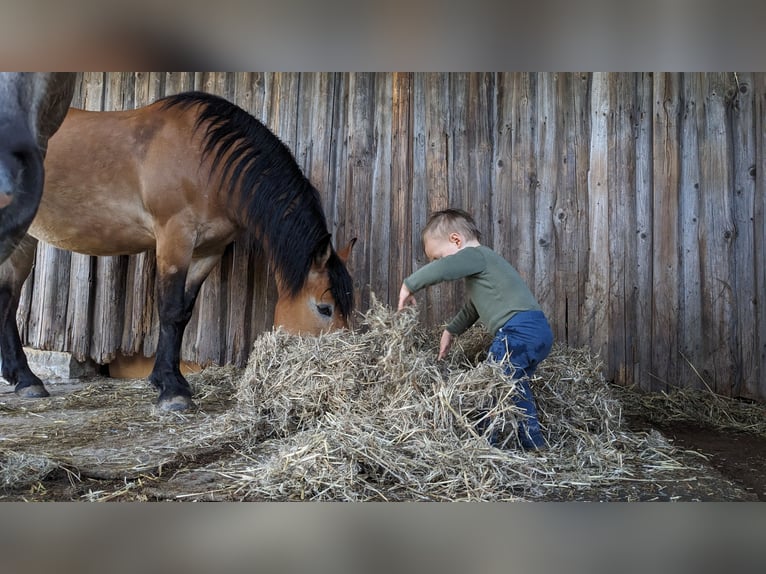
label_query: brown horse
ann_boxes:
[0,73,76,262]
[0,91,355,411]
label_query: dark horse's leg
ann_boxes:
[150,250,222,411]
[0,235,48,397]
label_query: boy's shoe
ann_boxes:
[518,419,546,451]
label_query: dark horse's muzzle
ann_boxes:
[0,118,43,263]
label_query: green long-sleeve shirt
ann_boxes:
[403,245,541,335]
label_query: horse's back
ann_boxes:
[32,104,180,255]
[32,99,237,257]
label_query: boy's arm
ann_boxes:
[446,300,479,335]
[403,249,485,292]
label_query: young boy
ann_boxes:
[397,208,553,450]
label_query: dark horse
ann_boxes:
[0,91,355,411]
[0,73,76,262]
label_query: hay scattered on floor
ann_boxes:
[0,450,58,490]
[617,385,766,438]
[204,296,688,501]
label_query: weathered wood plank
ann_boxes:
[533,73,558,321]
[678,73,704,391]
[369,74,393,305]
[698,73,737,394]
[388,73,414,306]
[582,72,610,358]
[634,72,654,389]
[341,73,376,314]
[730,72,758,398]
[651,72,681,392]
[755,73,766,400]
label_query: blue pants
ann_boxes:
[487,310,553,449]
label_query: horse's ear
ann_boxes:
[337,237,357,263]
[314,242,332,269]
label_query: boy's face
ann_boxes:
[424,232,461,261]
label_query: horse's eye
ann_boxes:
[316,303,333,318]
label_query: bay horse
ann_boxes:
[0,91,355,411]
[0,73,76,262]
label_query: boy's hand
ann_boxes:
[397,283,416,311]
[438,329,454,360]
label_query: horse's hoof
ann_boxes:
[15,384,50,398]
[158,394,194,412]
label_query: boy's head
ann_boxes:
[421,208,482,260]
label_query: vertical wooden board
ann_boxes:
[89,256,127,363]
[80,72,106,110]
[634,73,655,389]
[368,74,393,305]
[410,73,429,285]
[388,73,414,306]
[221,242,253,366]
[65,254,94,362]
[195,72,234,99]
[698,73,737,394]
[550,74,585,346]
[16,252,34,343]
[121,252,156,356]
[343,73,376,314]
[187,259,224,366]
[295,74,323,181]
[506,73,536,287]
[581,72,610,357]
[266,73,300,148]
[730,72,759,398]
[467,73,495,246]
[133,72,165,106]
[319,74,345,247]
[492,74,515,270]
[606,73,638,387]
[26,245,72,351]
[651,72,681,392]
[678,74,704,390]
[448,74,469,209]
[532,73,558,320]
[755,73,766,400]
[163,72,195,96]
[327,74,352,256]
[421,72,452,325]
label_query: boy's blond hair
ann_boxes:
[422,208,482,243]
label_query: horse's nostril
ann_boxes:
[316,303,333,317]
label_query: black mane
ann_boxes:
[159,91,353,318]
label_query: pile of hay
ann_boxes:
[204,297,686,501]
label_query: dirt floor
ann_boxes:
[636,420,766,501]
[1,371,764,502]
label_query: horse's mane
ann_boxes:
[158,91,353,318]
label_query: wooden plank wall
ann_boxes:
[15,72,766,402]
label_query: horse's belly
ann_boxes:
[29,210,156,256]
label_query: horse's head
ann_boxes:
[274,238,356,335]
[0,73,75,262]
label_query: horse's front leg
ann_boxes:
[150,244,222,411]
[0,235,47,397]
